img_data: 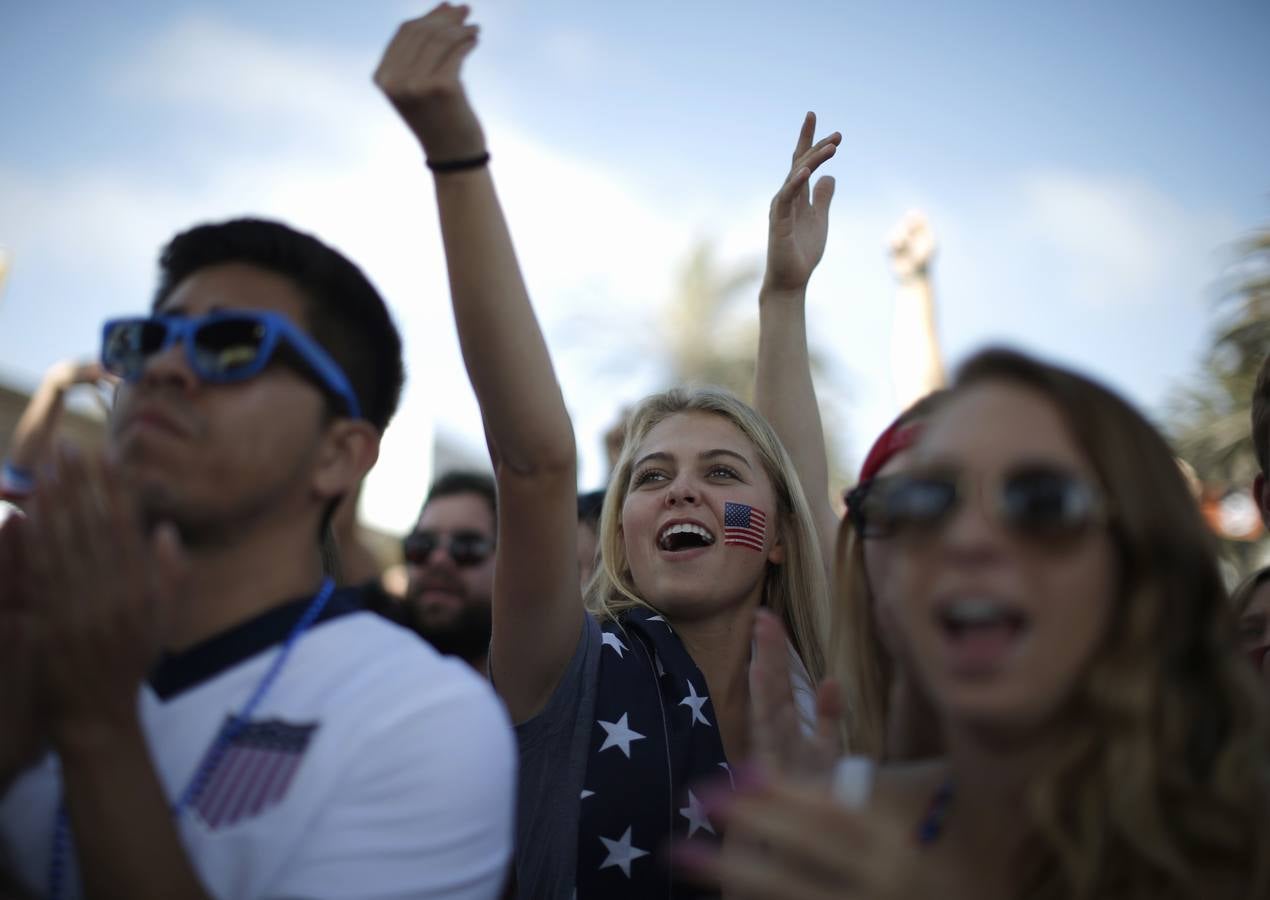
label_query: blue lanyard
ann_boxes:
[47,577,337,900]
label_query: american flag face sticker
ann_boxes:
[723,502,767,552]
[189,718,318,830]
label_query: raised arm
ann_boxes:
[2,360,108,502]
[753,113,841,567]
[888,211,944,411]
[375,3,582,723]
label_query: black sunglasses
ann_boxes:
[845,465,1108,541]
[402,530,495,567]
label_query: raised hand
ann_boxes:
[889,210,936,281]
[764,112,841,294]
[749,608,843,781]
[374,2,486,163]
[21,447,185,745]
[42,358,111,391]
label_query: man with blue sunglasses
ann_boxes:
[0,218,515,899]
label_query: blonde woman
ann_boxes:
[375,6,830,897]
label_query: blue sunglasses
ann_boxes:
[101,310,362,419]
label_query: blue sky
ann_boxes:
[1,1,1268,531]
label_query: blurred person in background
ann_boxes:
[1,359,113,505]
[1250,351,1270,528]
[576,488,605,590]
[682,348,1270,900]
[400,470,497,672]
[889,210,945,412]
[0,218,514,899]
[1231,566,1270,688]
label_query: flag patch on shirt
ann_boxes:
[723,502,767,552]
[190,717,318,830]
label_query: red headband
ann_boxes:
[858,417,923,484]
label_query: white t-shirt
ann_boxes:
[0,597,515,900]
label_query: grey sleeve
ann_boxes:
[512,613,602,900]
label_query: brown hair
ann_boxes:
[948,348,1270,899]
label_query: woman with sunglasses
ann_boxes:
[375,6,832,897]
[683,347,1270,899]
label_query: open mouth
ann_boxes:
[657,522,716,553]
[935,599,1029,669]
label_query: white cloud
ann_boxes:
[1,12,696,531]
[1017,169,1234,307]
[110,15,373,134]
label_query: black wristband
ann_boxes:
[426,152,491,173]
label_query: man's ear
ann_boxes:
[1255,474,1270,530]
[312,419,381,502]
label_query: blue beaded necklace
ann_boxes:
[46,576,337,900]
[916,778,954,846]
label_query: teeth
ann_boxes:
[658,523,716,550]
[942,600,1013,627]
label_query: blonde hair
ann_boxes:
[951,349,1270,900]
[585,386,829,682]
[832,525,889,756]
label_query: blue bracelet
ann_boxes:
[0,461,34,495]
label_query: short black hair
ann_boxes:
[153,218,404,432]
[577,488,605,527]
[424,470,497,524]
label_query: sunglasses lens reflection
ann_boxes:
[193,318,269,378]
[103,319,168,378]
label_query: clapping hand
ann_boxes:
[0,513,43,781]
[674,772,935,900]
[21,447,185,745]
[749,608,843,782]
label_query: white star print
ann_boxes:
[601,631,628,658]
[597,713,645,757]
[647,614,673,630]
[654,653,666,678]
[598,826,650,877]
[679,790,715,837]
[718,761,734,787]
[679,679,712,727]
[580,789,595,799]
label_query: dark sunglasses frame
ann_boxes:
[402,530,495,567]
[845,466,1109,541]
[100,310,362,419]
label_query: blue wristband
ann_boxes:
[1,461,35,496]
